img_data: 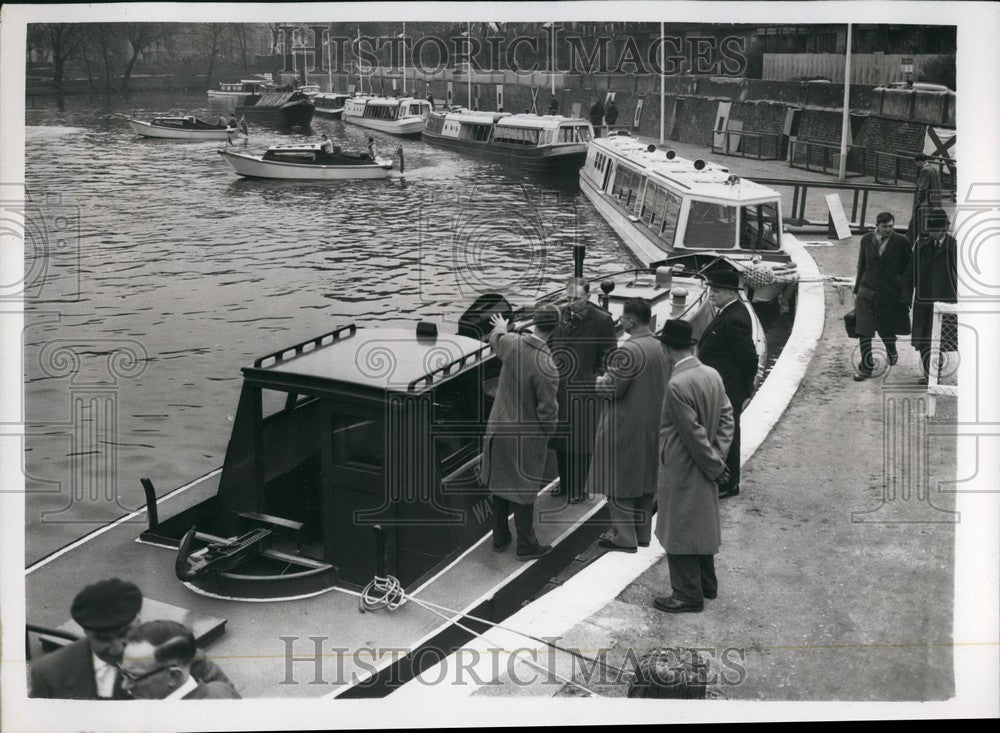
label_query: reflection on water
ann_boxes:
[22,90,636,563]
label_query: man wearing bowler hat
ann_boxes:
[697,270,758,498]
[29,578,234,699]
[653,319,734,613]
[480,303,561,561]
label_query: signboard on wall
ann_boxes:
[825,193,853,240]
[496,84,504,111]
[632,97,644,129]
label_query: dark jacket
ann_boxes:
[697,299,758,411]
[605,101,619,125]
[589,101,605,124]
[908,232,958,349]
[853,230,912,337]
[29,638,235,699]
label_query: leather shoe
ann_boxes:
[653,596,703,613]
[516,544,552,561]
[888,353,899,366]
[598,538,637,553]
[492,538,511,553]
[719,486,740,499]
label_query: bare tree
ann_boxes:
[121,22,173,92]
[83,23,124,92]
[195,23,228,88]
[33,23,89,89]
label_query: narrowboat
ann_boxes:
[25,251,765,698]
[342,96,431,137]
[579,133,800,303]
[207,77,273,99]
[235,90,315,129]
[313,92,353,119]
[217,142,396,180]
[127,115,236,141]
[422,110,593,174]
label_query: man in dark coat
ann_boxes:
[548,278,617,504]
[908,207,958,383]
[605,98,619,128]
[29,578,235,699]
[852,211,912,380]
[697,270,758,498]
[120,620,240,699]
[907,154,944,244]
[480,304,561,561]
[589,98,606,137]
[654,320,734,614]
[548,95,559,115]
[587,298,670,551]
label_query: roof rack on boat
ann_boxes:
[406,341,492,393]
[254,324,358,368]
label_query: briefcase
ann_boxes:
[843,309,858,339]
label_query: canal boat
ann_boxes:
[422,110,593,174]
[217,142,396,180]
[235,90,315,129]
[579,133,800,304]
[207,77,274,98]
[127,115,236,140]
[342,96,431,137]
[313,92,353,119]
[24,251,765,699]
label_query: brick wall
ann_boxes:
[854,116,927,181]
[670,96,719,147]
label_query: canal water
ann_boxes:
[22,90,790,564]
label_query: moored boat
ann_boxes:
[127,115,235,140]
[422,110,592,174]
[217,142,395,180]
[207,77,273,98]
[313,92,353,119]
[579,133,800,303]
[235,90,315,129]
[343,96,431,137]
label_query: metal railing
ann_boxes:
[789,139,866,176]
[711,130,783,160]
[872,149,957,197]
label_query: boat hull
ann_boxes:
[421,131,587,174]
[128,120,235,140]
[218,150,392,180]
[235,104,315,129]
[343,115,425,137]
[313,108,344,120]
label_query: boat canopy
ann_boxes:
[495,114,585,131]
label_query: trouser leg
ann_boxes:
[919,345,932,377]
[512,502,538,554]
[666,554,704,604]
[858,337,874,374]
[881,334,898,361]
[721,409,741,492]
[699,555,718,599]
[607,497,638,548]
[554,443,568,495]
[634,494,655,545]
[492,496,512,546]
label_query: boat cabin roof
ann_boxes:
[593,135,780,204]
[358,96,425,108]
[245,325,491,396]
[496,114,590,131]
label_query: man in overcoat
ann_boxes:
[907,154,944,244]
[586,298,669,552]
[589,98,606,137]
[654,320,734,613]
[480,304,561,561]
[852,211,912,380]
[908,207,958,383]
[548,278,617,504]
[697,270,758,498]
[29,578,235,699]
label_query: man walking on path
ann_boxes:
[587,299,669,552]
[605,98,619,129]
[480,305,561,561]
[907,154,944,244]
[697,270,758,498]
[653,320,734,614]
[852,211,912,380]
[908,207,958,384]
[549,278,616,504]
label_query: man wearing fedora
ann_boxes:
[29,578,235,699]
[852,211,912,381]
[480,304,561,561]
[697,270,758,498]
[654,319,734,613]
[908,207,958,383]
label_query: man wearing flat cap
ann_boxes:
[696,270,758,498]
[480,303,561,561]
[29,578,235,699]
[654,320,734,614]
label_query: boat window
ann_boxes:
[684,200,738,249]
[658,189,683,245]
[332,412,383,470]
[575,125,592,142]
[611,165,642,210]
[431,369,491,467]
[739,202,782,251]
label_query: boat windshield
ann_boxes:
[683,200,738,249]
[739,201,782,251]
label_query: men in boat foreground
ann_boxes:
[587,298,668,552]
[29,578,235,699]
[654,320,734,614]
[697,270,759,498]
[121,621,240,700]
[548,278,616,504]
[852,211,912,381]
[480,304,561,561]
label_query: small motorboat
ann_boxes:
[128,115,236,140]
[217,142,397,180]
